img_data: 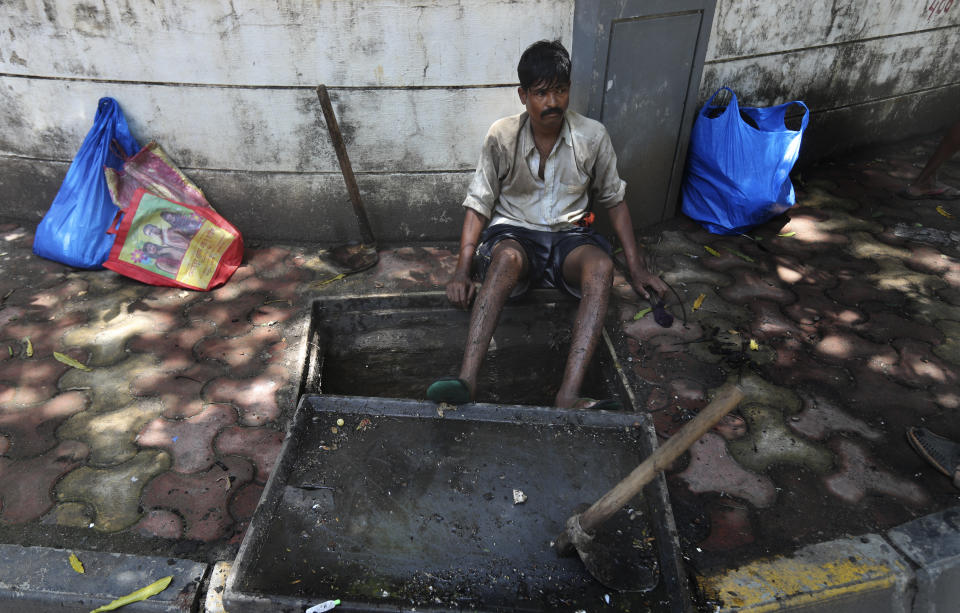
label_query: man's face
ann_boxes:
[518,80,570,131]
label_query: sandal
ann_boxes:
[907,427,960,477]
[898,183,960,201]
[426,377,471,404]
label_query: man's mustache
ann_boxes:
[541,107,563,118]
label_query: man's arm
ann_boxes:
[607,201,668,300]
[447,208,487,309]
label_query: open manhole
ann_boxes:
[302,291,619,405]
[225,293,690,612]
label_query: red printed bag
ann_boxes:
[103,188,243,291]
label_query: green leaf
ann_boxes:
[726,248,755,263]
[89,576,172,613]
[777,231,796,237]
[633,307,652,320]
[704,246,721,257]
[69,553,84,574]
[54,352,92,371]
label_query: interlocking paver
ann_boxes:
[214,426,283,483]
[141,455,254,542]
[204,365,285,426]
[787,391,883,442]
[727,404,833,474]
[823,439,929,506]
[45,501,94,528]
[131,360,221,419]
[194,327,287,375]
[58,397,166,467]
[55,449,170,532]
[855,311,944,345]
[888,338,956,389]
[675,432,777,508]
[137,403,238,474]
[132,508,184,539]
[57,353,155,413]
[0,355,67,408]
[186,294,268,338]
[748,299,804,340]
[0,391,87,458]
[814,330,898,367]
[126,319,216,371]
[0,440,87,523]
[785,285,866,326]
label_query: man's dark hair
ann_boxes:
[517,39,571,90]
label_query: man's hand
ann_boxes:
[447,207,487,310]
[629,269,669,301]
[446,270,476,310]
[606,201,668,301]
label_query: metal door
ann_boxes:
[571,0,716,229]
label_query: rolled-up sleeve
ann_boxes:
[591,130,627,209]
[462,131,501,220]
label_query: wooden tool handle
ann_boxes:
[556,384,744,554]
[316,84,377,247]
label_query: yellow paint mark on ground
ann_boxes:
[700,551,904,611]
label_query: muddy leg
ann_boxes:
[458,240,528,399]
[555,245,613,408]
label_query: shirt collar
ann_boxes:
[522,112,571,158]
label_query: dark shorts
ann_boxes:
[472,223,612,298]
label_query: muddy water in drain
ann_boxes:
[317,302,611,405]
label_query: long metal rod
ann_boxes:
[316,84,376,246]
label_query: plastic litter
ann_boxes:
[34,97,139,269]
[682,87,809,235]
[306,599,341,613]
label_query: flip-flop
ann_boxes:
[898,183,960,200]
[907,427,960,477]
[426,377,471,404]
[575,398,622,411]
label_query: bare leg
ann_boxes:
[910,119,960,190]
[554,245,614,408]
[458,240,528,399]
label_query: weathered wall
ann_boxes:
[701,0,960,162]
[0,0,573,243]
[1,1,958,243]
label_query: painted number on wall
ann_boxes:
[927,0,955,19]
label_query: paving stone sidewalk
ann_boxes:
[0,132,959,606]
[0,228,456,562]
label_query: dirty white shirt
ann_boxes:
[462,110,627,231]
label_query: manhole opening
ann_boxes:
[305,291,621,406]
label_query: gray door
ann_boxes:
[571,0,716,229]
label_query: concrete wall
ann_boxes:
[0,0,573,243]
[1,1,958,244]
[701,0,960,162]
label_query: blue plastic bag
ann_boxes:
[681,87,809,235]
[33,97,140,268]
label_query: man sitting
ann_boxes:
[428,39,666,409]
